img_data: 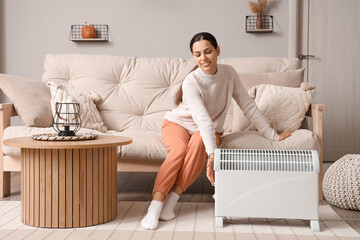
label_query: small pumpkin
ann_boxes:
[81,22,96,38]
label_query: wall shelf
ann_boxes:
[246,15,274,33]
[69,24,109,42]
[71,38,108,42]
[246,29,273,33]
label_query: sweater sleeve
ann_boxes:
[232,70,279,141]
[182,80,217,155]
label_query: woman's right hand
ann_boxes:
[206,153,215,186]
[278,131,293,141]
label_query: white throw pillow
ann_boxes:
[231,69,305,132]
[246,82,315,133]
[46,80,107,133]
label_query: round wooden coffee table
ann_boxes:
[4,135,132,228]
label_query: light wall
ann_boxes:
[0,0,289,124]
[0,0,289,80]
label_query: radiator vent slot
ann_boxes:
[217,149,315,172]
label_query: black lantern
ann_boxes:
[53,102,82,136]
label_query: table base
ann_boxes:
[21,146,117,228]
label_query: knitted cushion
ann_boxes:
[46,80,107,133]
[246,82,315,133]
[323,154,360,210]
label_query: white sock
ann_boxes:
[141,200,163,230]
[159,191,180,221]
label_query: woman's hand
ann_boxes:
[206,153,215,186]
[278,131,294,141]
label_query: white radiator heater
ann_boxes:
[214,149,320,232]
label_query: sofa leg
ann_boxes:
[0,171,10,198]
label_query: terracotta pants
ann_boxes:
[153,120,222,198]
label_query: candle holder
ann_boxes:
[53,102,82,136]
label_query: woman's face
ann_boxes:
[192,40,220,75]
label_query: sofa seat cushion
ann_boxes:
[107,130,167,161]
[3,126,167,161]
[220,129,320,152]
[3,126,105,156]
[4,126,319,159]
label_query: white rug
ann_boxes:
[0,201,359,240]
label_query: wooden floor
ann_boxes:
[1,164,360,234]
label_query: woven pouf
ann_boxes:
[323,154,360,210]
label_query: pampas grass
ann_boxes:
[249,0,267,14]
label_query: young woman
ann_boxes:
[141,32,292,230]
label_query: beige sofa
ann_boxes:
[0,54,326,198]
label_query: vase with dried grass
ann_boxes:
[249,0,267,29]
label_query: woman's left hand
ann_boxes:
[278,131,294,141]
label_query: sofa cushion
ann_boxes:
[3,126,104,156]
[219,129,320,153]
[3,126,319,158]
[46,80,107,132]
[42,55,301,134]
[3,126,167,161]
[0,74,53,127]
[238,69,304,91]
[219,57,300,72]
[219,58,301,133]
[43,54,196,132]
[108,130,167,161]
[246,82,315,133]
[231,69,304,132]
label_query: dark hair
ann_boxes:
[189,32,218,53]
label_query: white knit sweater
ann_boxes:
[165,64,279,155]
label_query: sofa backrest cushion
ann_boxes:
[220,58,301,132]
[43,54,300,133]
[43,54,196,132]
[219,57,299,72]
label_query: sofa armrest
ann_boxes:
[0,103,18,197]
[0,103,18,155]
[306,103,326,200]
[0,103,18,131]
[306,103,326,159]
